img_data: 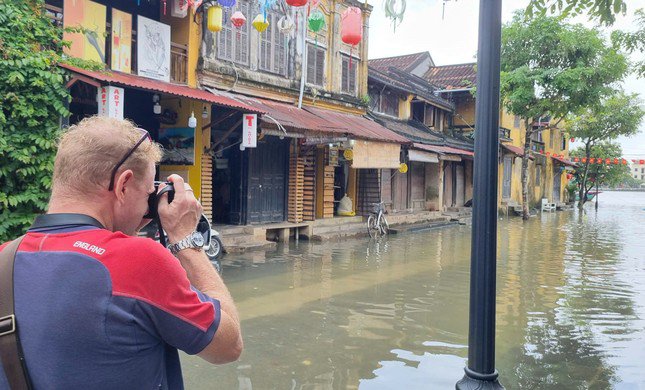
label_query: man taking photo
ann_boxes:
[0,116,242,389]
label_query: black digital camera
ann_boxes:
[144,181,175,219]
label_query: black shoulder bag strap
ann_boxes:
[0,236,33,389]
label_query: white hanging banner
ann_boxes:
[97,86,124,120]
[242,114,257,148]
[171,0,187,18]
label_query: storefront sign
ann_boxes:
[242,114,257,148]
[137,16,171,82]
[97,86,124,119]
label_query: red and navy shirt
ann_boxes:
[0,219,220,389]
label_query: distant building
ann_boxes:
[631,160,645,181]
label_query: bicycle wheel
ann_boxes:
[379,214,390,235]
[367,214,380,238]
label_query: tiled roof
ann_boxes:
[368,66,454,111]
[371,114,444,144]
[369,52,430,73]
[425,63,477,90]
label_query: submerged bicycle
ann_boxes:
[367,202,389,238]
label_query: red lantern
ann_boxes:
[605,158,611,164]
[613,158,619,164]
[231,11,246,28]
[546,152,551,156]
[286,0,308,7]
[598,159,603,164]
[566,173,573,180]
[574,157,580,162]
[640,159,645,165]
[590,158,595,163]
[341,7,362,46]
[622,159,627,165]
[570,137,575,142]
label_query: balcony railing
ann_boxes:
[530,140,545,153]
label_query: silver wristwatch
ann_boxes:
[167,231,205,255]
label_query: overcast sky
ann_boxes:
[366,0,645,159]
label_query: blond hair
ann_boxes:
[53,116,163,195]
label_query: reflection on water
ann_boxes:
[182,192,645,389]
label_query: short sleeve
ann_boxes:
[107,237,220,354]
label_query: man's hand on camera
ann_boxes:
[157,174,203,244]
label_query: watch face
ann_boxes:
[190,232,205,248]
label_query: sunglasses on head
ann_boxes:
[108,128,152,191]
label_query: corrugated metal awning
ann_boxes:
[60,64,264,113]
[409,149,439,163]
[501,143,534,160]
[413,143,474,157]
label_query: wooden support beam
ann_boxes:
[204,118,242,154]
[201,111,237,131]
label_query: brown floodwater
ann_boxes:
[181,191,645,389]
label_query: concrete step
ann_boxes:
[215,225,247,236]
[223,240,277,254]
[312,216,364,227]
[312,222,367,235]
[389,220,458,234]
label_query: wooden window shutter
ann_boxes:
[349,59,356,94]
[341,57,349,92]
[306,44,315,84]
[315,47,325,86]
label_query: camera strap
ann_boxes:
[0,236,33,390]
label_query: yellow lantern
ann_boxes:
[252,14,269,33]
[398,163,408,173]
[207,5,223,32]
[343,149,353,160]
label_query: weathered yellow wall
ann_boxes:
[158,98,207,199]
[400,95,413,120]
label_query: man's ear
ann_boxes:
[114,169,134,203]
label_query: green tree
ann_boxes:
[500,12,627,220]
[526,0,626,25]
[0,1,71,241]
[566,91,644,209]
[611,8,645,78]
[570,142,631,204]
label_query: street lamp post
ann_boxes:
[455,0,505,389]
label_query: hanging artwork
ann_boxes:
[137,16,171,82]
[252,14,269,33]
[63,0,107,63]
[111,9,132,73]
[207,5,223,32]
[159,127,196,165]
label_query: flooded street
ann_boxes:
[182,191,645,389]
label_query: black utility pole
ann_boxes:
[456,0,504,389]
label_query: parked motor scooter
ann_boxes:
[142,214,223,273]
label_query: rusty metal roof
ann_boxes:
[413,143,474,157]
[551,155,576,167]
[60,64,264,113]
[501,143,534,160]
[303,106,410,144]
[425,63,477,90]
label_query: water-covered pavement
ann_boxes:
[182,191,645,389]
